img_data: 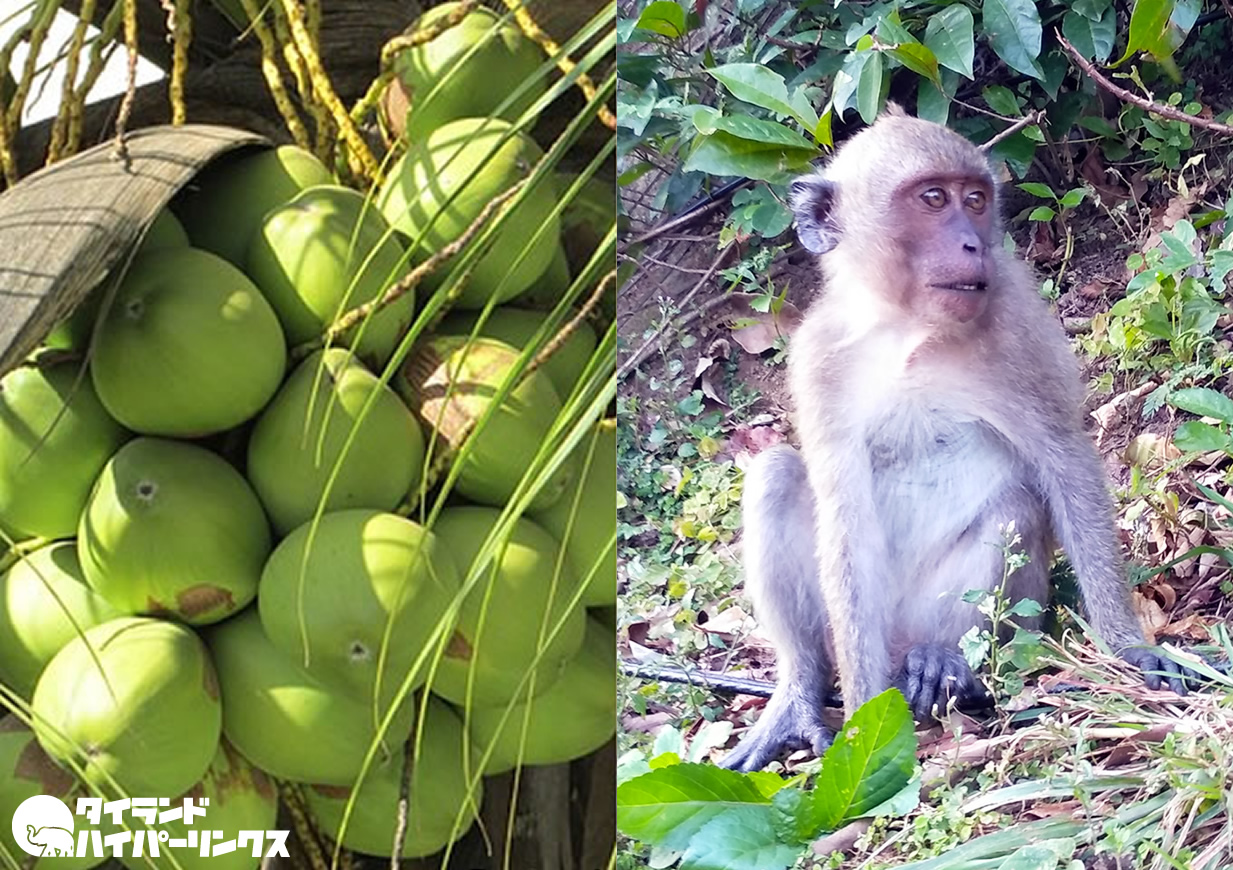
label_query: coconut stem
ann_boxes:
[522,268,615,384]
[279,781,331,870]
[239,0,314,152]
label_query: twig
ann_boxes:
[616,241,736,382]
[620,660,777,699]
[524,269,616,381]
[111,0,139,170]
[622,183,748,248]
[1056,31,1233,137]
[981,109,1045,152]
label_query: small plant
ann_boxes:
[959,523,1048,699]
[1167,387,1233,456]
[1019,181,1087,288]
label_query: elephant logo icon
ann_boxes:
[11,795,75,858]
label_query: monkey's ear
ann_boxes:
[789,176,840,254]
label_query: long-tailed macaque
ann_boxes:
[721,106,1193,773]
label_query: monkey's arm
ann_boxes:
[1034,432,1193,693]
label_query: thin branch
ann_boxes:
[1056,31,1233,137]
[981,109,1046,152]
[616,241,737,382]
[524,269,616,381]
[621,181,749,248]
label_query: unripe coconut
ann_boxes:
[247,350,425,536]
[530,418,615,606]
[305,695,480,858]
[205,608,415,786]
[78,438,270,624]
[260,510,460,707]
[91,248,286,437]
[45,211,189,352]
[0,717,105,870]
[468,615,614,774]
[119,741,278,870]
[514,242,571,311]
[557,170,616,278]
[428,506,584,707]
[438,306,597,399]
[32,617,221,798]
[247,185,414,368]
[0,542,121,698]
[177,145,333,267]
[377,118,559,309]
[389,3,544,141]
[0,362,129,539]
[397,337,576,511]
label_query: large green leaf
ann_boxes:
[680,806,802,870]
[636,1,689,38]
[982,0,1045,80]
[708,63,819,131]
[924,5,976,78]
[812,689,916,829]
[684,130,817,181]
[616,763,786,852]
[1062,6,1116,62]
[888,43,941,87]
[1168,387,1233,424]
[1116,0,1174,63]
[856,50,884,123]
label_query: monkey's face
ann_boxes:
[892,174,995,324]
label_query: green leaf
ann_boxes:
[832,50,869,116]
[636,1,688,38]
[1078,115,1119,138]
[983,0,1045,80]
[994,838,1078,869]
[1117,0,1175,63]
[770,788,819,845]
[1017,181,1055,199]
[1058,188,1086,208]
[888,43,941,87]
[812,689,917,829]
[680,807,801,870]
[856,51,884,123]
[916,78,950,125]
[1028,206,1056,221]
[706,114,818,150]
[983,84,1021,117]
[924,5,976,78]
[1073,0,1112,20]
[683,131,816,182]
[1062,6,1116,62]
[708,63,819,130]
[616,763,782,851]
[1171,421,1230,453]
[1008,598,1045,617]
[1168,387,1233,423]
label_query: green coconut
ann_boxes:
[438,306,597,399]
[177,145,334,267]
[391,3,544,141]
[205,608,415,786]
[0,717,105,870]
[32,617,221,798]
[259,510,460,706]
[0,361,129,539]
[513,242,571,311]
[530,418,616,606]
[45,211,189,352]
[397,337,576,511]
[119,741,278,870]
[468,615,614,774]
[247,185,414,367]
[90,247,286,437]
[557,170,616,278]
[78,437,270,625]
[0,542,121,698]
[246,350,425,536]
[305,695,481,858]
[428,506,584,707]
[377,118,559,309]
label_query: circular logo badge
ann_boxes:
[12,795,75,857]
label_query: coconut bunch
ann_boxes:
[0,2,615,865]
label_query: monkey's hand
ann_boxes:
[1120,647,1209,695]
[719,684,832,773]
[895,643,994,722]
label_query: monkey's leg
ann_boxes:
[721,445,834,772]
[895,495,1051,723]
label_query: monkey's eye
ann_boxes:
[920,188,947,209]
[965,190,988,212]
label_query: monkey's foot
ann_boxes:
[1121,646,1216,695]
[719,686,833,773]
[896,643,993,721]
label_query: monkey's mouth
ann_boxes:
[932,281,987,293]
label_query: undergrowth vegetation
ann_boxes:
[616,0,1233,867]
